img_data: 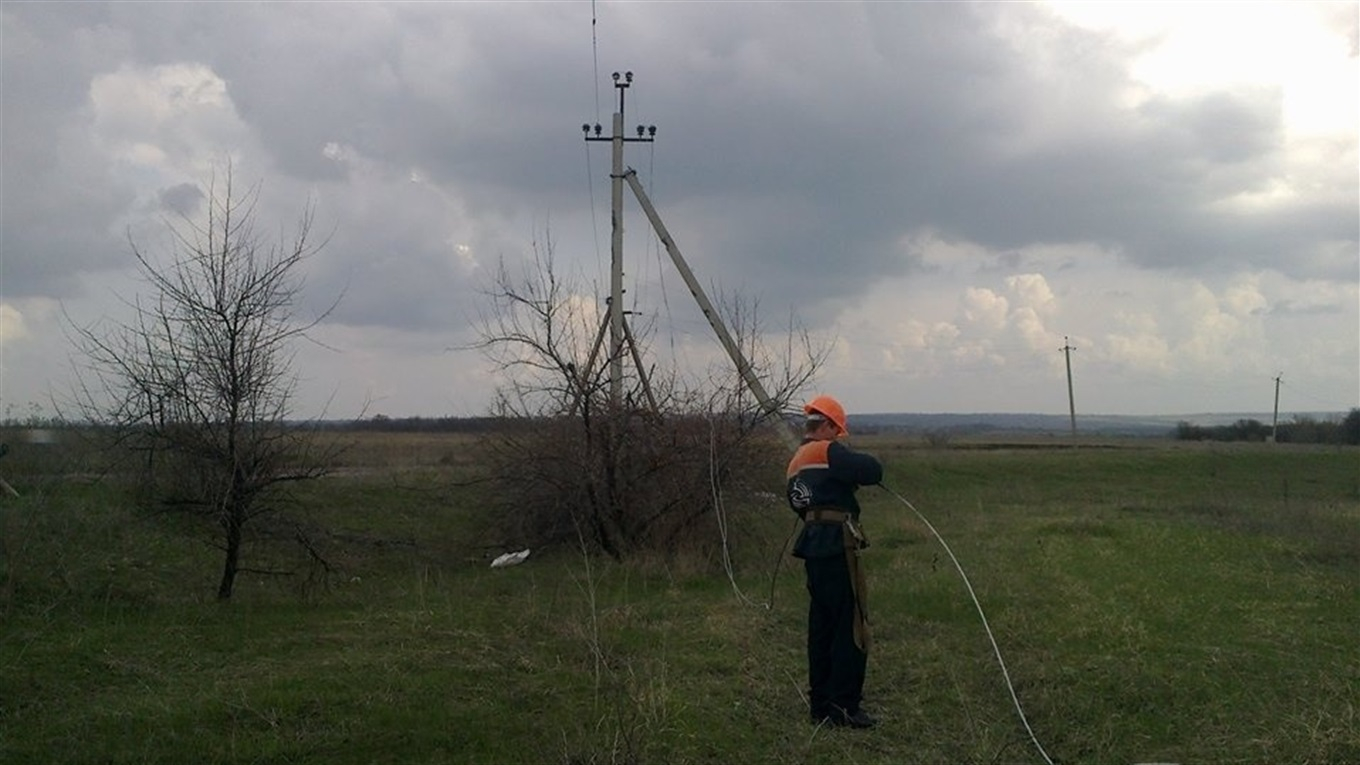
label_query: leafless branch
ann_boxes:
[66,162,344,600]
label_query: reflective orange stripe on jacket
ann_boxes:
[786,440,831,478]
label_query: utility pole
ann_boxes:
[583,71,655,409]
[578,72,798,448]
[1270,373,1282,443]
[1061,337,1077,437]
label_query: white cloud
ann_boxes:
[88,63,250,183]
[451,242,479,273]
[856,318,961,375]
[1010,306,1056,354]
[1269,274,1354,315]
[1104,312,1173,374]
[811,236,1355,414]
[322,142,348,162]
[904,229,996,271]
[963,287,1009,329]
[1005,273,1058,315]
[926,321,962,347]
[0,298,65,412]
[1175,282,1265,372]
[1044,1,1358,138]
[0,304,29,343]
[1222,276,1269,316]
[90,63,229,136]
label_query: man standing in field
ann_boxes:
[787,395,883,728]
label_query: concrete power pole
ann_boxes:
[579,72,799,448]
[583,71,655,409]
[1061,337,1077,437]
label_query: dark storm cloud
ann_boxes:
[158,183,203,217]
[2,0,1353,330]
[545,1,1354,310]
[2,3,139,297]
[84,2,599,202]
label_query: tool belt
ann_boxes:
[802,506,872,654]
[803,508,849,524]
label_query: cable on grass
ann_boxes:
[880,483,1056,765]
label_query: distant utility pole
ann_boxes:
[1270,373,1282,443]
[1061,337,1077,437]
[583,71,655,408]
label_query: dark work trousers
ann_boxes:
[805,553,867,719]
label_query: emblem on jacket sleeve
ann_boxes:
[790,478,813,509]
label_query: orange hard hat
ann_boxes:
[804,395,848,434]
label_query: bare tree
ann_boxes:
[471,236,825,558]
[70,167,340,600]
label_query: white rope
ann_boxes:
[709,415,771,609]
[879,484,1056,765]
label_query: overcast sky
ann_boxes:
[3,1,1357,420]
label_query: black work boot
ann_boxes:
[828,706,877,729]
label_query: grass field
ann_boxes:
[1,431,1357,764]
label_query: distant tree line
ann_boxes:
[338,414,520,433]
[1174,410,1360,445]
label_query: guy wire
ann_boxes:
[585,1,603,291]
[591,0,601,123]
[583,143,603,295]
[879,483,1056,765]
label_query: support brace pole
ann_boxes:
[567,310,613,418]
[622,318,660,413]
[622,169,799,450]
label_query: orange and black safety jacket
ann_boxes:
[786,438,883,559]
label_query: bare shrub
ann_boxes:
[484,409,773,559]
[67,166,342,600]
[472,236,820,559]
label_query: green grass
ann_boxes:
[1,435,1357,764]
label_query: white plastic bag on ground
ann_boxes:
[490,549,531,568]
